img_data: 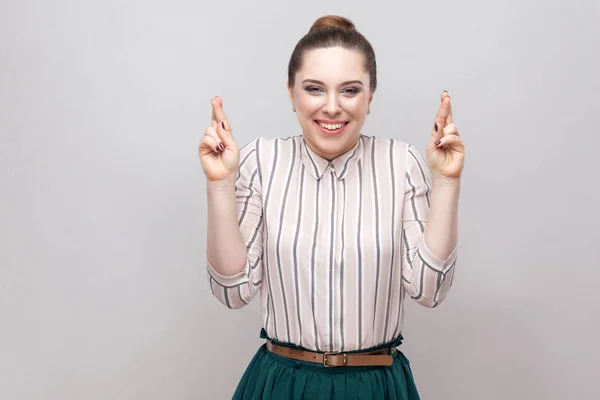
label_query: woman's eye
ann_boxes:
[305,86,322,93]
[304,86,360,94]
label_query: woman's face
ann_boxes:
[288,46,373,161]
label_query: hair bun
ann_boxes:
[308,15,356,33]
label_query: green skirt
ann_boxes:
[232,330,420,399]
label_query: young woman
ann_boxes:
[199,15,465,400]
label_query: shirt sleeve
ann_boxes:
[206,139,264,309]
[400,144,458,308]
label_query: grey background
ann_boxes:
[1,0,599,399]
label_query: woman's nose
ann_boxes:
[322,94,341,116]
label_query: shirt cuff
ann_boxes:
[419,236,458,273]
[207,259,250,287]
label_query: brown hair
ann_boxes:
[287,15,377,91]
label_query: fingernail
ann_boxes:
[434,123,438,132]
[219,142,225,150]
[221,121,225,130]
[434,140,441,146]
[215,146,220,152]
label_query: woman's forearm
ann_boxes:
[206,179,248,277]
[423,175,461,260]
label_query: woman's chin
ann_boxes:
[312,134,359,159]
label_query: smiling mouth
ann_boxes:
[315,120,349,132]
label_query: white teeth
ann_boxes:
[319,122,345,130]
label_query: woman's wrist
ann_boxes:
[431,173,461,188]
[206,177,236,194]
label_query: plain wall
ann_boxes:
[1,0,599,398]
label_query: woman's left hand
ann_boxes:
[426,91,465,180]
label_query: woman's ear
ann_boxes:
[366,91,374,114]
[287,82,295,111]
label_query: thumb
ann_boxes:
[217,118,236,149]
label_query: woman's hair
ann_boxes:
[287,15,377,91]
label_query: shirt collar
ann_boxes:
[300,136,364,181]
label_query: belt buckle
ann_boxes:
[323,351,347,367]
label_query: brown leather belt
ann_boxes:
[266,340,395,367]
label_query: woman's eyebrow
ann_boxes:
[301,79,364,86]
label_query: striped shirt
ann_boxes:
[207,134,458,352]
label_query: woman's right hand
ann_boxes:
[199,97,240,183]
